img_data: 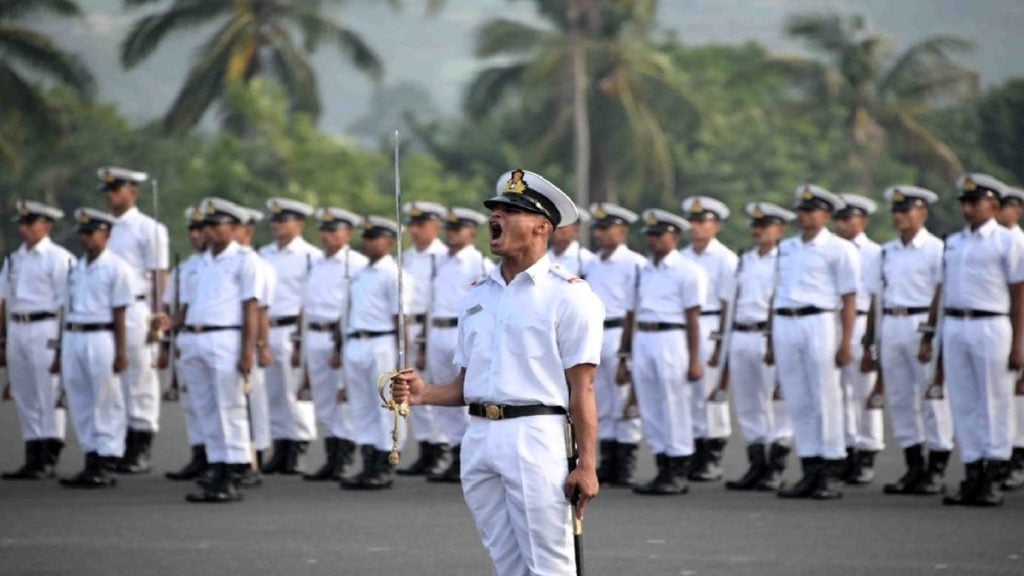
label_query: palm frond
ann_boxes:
[474,18,547,59]
[264,23,320,118]
[120,0,234,68]
[0,62,54,132]
[878,35,977,102]
[0,0,81,19]
[290,7,383,81]
[785,13,855,56]
[0,24,94,96]
[882,109,963,182]
[463,63,528,118]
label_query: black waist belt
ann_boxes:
[431,317,458,328]
[637,322,686,332]
[603,318,625,329]
[410,314,427,324]
[774,306,828,317]
[733,321,768,332]
[700,310,722,316]
[134,294,147,302]
[856,310,869,316]
[884,307,930,317]
[65,322,114,332]
[9,311,58,323]
[269,315,299,328]
[182,325,241,334]
[347,330,396,340]
[308,322,339,332]
[945,308,1007,319]
[468,403,567,421]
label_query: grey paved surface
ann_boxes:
[1,400,1023,576]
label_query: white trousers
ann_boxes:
[343,335,405,451]
[840,315,885,451]
[632,329,693,457]
[461,416,575,576]
[1015,394,1024,449]
[692,317,731,440]
[880,314,954,451]
[62,331,125,457]
[266,325,316,442]
[772,313,845,459]
[181,330,251,464]
[595,326,642,444]
[304,331,353,441]
[427,324,468,446]
[121,301,160,432]
[6,319,65,440]
[406,321,438,444]
[247,365,270,451]
[173,332,204,447]
[729,330,792,444]
[943,316,1015,462]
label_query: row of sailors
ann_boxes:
[3,167,1024,508]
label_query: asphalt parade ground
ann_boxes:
[1,400,1022,576]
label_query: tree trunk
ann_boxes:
[568,0,592,221]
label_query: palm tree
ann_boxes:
[0,0,95,166]
[777,13,977,191]
[466,0,699,205]
[120,0,384,134]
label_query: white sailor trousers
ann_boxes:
[427,324,467,446]
[772,313,845,459]
[122,301,160,432]
[343,335,405,451]
[943,316,1014,462]
[61,331,125,457]
[596,326,642,444]
[266,324,316,442]
[880,314,953,451]
[840,315,885,451]
[303,330,353,441]
[173,332,205,447]
[406,321,439,444]
[729,330,791,444]
[181,330,251,464]
[631,329,693,457]
[691,318,731,440]
[1015,387,1024,449]
[247,364,271,451]
[6,319,65,440]
[461,415,575,576]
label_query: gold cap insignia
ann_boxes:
[802,186,814,201]
[963,177,977,192]
[78,213,90,224]
[447,210,458,223]
[410,203,424,217]
[18,203,29,217]
[593,204,607,220]
[191,208,203,222]
[323,210,335,222]
[103,170,116,183]
[363,216,373,229]
[753,205,764,219]
[892,190,906,203]
[505,169,527,194]
[207,203,217,215]
[690,198,704,213]
[645,212,659,226]
[270,200,282,214]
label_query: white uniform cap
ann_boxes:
[96,166,148,190]
[362,215,399,238]
[486,169,579,228]
[641,208,691,234]
[202,197,247,224]
[74,207,117,231]
[1000,185,1024,206]
[445,207,488,228]
[836,193,878,218]
[589,202,638,226]
[183,205,205,228]
[13,200,64,222]
[957,172,1007,199]
[794,184,845,212]
[682,196,730,221]
[266,197,314,220]
[883,185,939,207]
[316,207,361,229]
[744,201,795,224]
[403,201,447,222]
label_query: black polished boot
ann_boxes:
[847,450,876,485]
[690,438,725,482]
[611,442,639,488]
[913,449,950,495]
[166,445,208,481]
[397,441,434,476]
[340,445,377,490]
[304,437,341,481]
[260,439,288,474]
[973,460,1006,507]
[42,438,64,478]
[235,463,263,489]
[117,429,153,474]
[427,444,461,483]
[778,457,821,499]
[596,440,618,484]
[337,439,357,480]
[61,452,117,489]
[883,444,925,495]
[280,440,307,475]
[633,454,688,495]
[186,463,243,503]
[757,442,791,491]
[839,447,858,483]
[811,459,844,500]
[943,461,983,506]
[687,439,707,481]
[426,443,452,478]
[1001,447,1024,491]
[726,443,767,491]
[2,440,45,480]
[633,454,667,495]
[361,450,395,490]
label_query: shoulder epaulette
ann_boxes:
[550,264,583,283]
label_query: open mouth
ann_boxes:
[489,221,503,240]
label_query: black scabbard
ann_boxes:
[564,420,584,576]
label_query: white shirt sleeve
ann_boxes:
[556,286,605,369]
[682,264,708,310]
[112,262,137,309]
[834,241,860,297]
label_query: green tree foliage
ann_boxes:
[977,79,1024,185]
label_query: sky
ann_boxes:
[24,0,1024,134]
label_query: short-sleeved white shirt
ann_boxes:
[162,252,202,309]
[184,242,260,326]
[636,249,708,323]
[583,243,645,320]
[880,228,943,308]
[432,245,494,320]
[0,236,75,314]
[404,238,447,316]
[454,256,605,409]
[731,246,778,324]
[259,236,322,318]
[774,228,860,310]
[944,218,1024,313]
[548,240,596,277]
[346,254,412,333]
[849,232,881,311]
[681,238,738,312]
[66,250,136,324]
[304,245,369,323]
[107,206,169,298]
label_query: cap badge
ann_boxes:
[892,190,906,203]
[690,198,704,213]
[645,212,659,226]
[447,210,458,223]
[802,186,814,201]
[78,213,90,224]
[270,200,282,214]
[363,216,373,229]
[103,170,116,183]
[752,205,764,219]
[323,211,335,222]
[410,204,424,217]
[962,177,977,192]
[593,204,607,220]
[18,203,29,217]
[207,203,217,215]
[191,208,203,222]
[505,169,527,195]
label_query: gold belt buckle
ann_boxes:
[70,324,82,333]
[188,325,203,333]
[484,404,504,420]
[14,313,28,322]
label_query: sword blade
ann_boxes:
[393,130,406,371]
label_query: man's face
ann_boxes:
[593,224,627,250]
[552,223,580,247]
[17,218,51,245]
[103,183,137,213]
[77,228,109,252]
[187,227,207,251]
[270,217,304,242]
[796,208,830,231]
[833,215,865,240]
[997,203,1022,228]
[320,226,351,253]
[687,218,719,242]
[645,230,679,256]
[750,221,783,245]
[409,218,440,245]
[362,235,394,260]
[487,206,548,257]
[445,225,476,251]
[204,222,236,248]
[890,205,927,233]
[960,196,998,226]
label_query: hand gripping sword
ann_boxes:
[378,130,410,467]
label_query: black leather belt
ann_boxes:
[347,330,396,340]
[774,306,828,317]
[701,310,722,316]
[269,315,299,327]
[856,310,869,316]
[603,318,625,329]
[637,322,686,332]
[134,294,147,302]
[884,307,929,316]
[733,321,768,332]
[410,314,427,324]
[65,322,114,332]
[431,317,458,328]
[9,311,58,323]
[468,403,567,421]
[308,322,339,332]
[945,308,1007,319]
[182,325,241,334]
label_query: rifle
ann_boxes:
[709,248,746,403]
[922,240,948,401]
[863,246,886,410]
[619,262,641,420]
[297,253,313,402]
[333,246,352,403]
[565,418,585,576]
[147,178,166,345]
[52,257,73,408]
[163,252,181,402]
[1,254,10,402]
